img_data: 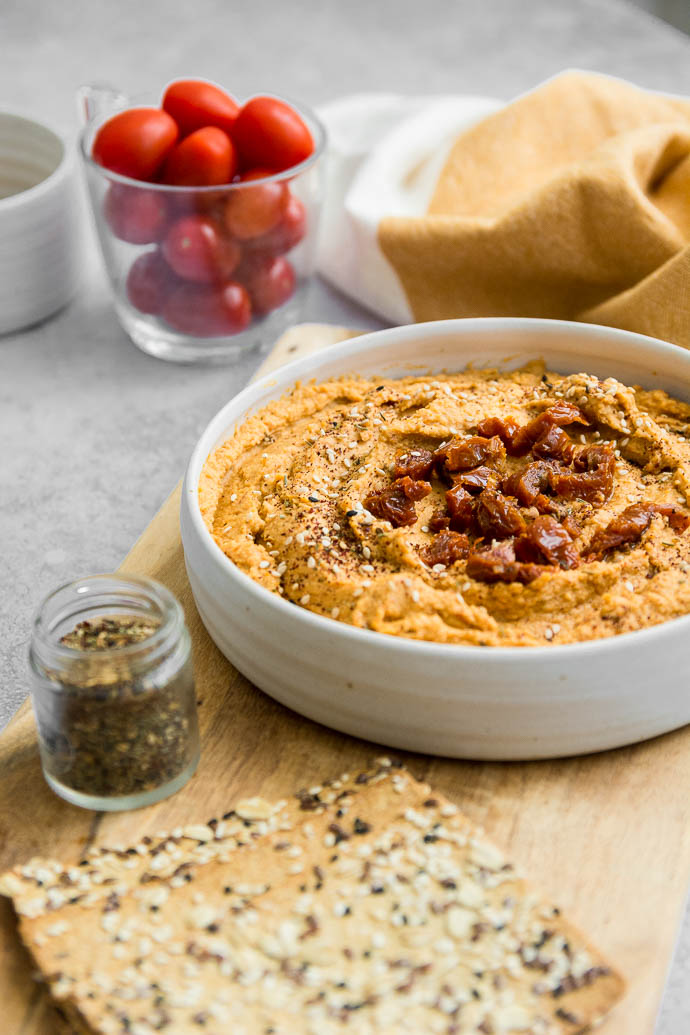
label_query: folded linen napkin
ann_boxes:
[318,72,690,348]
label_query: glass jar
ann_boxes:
[77,86,327,364]
[29,574,200,811]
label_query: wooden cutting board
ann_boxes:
[2,323,690,1035]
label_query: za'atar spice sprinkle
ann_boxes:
[29,576,200,811]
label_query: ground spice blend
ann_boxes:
[29,575,200,811]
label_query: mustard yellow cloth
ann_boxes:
[379,71,690,347]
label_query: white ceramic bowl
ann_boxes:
[0,112,81,335]
[181,318,690,760]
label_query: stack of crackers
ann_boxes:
[0,759,624,1033]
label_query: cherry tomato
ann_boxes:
[126,250,175,315]
[246,194,306,255]
[103,183,168,244]
[224,170,288,240]
[162,281,251,336]
[233,97,314,172]
[162,215,240,282]
[93,108,178,180]
[243,255,296,315]
[162,79,240,137]
[163,126,238,186]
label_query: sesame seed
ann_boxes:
[300,594,311,605]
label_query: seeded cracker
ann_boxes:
[0,760,624,1033]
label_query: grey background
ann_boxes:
[1,0,688,1030]
[633,0,690,34]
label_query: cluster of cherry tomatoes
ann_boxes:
[92,80,315,337]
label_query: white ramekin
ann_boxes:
[0,112,82,335]
[181,318,690,760]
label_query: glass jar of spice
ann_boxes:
[29,574,200,811]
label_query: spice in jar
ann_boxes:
[29,575,200,811]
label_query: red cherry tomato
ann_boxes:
[103,183,168,244]
[246,194,306,255]
[215,235,243,279]
[126,250,176,314]
[93,108,178,180]
[162,79,240,137]
[162,281,251,336]
[243,255,296,315]
[233,97,314,172]
[224,170,288,240]
[162,215,240,282]
[163,126,238,186]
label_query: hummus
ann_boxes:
[199,365,690,646]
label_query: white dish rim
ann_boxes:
[183,316,690,660]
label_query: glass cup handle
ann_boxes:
[76,83,129,128]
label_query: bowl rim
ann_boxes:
[0,110,70,211]
[183,316,690,659]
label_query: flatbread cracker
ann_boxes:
[0,759,624,1033]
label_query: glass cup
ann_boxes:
[77,85,327,363]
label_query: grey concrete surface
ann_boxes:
[1,0,689,1030]
[630,0,690,35]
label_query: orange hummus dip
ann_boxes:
[199,364,690,646]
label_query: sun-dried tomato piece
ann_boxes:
[422,530,471,567]
[393,448,434,481]
[532,424,576,463]
[510,401,589,457]
[428,510,450,532]
[445,484,476,532]
[453,466,499,495]
[654,505,690,532]
[398,476,432,502]
[466,540,546,584]
[475,488,526,540]
[502,461,556,507]
[588,502,689,558]
[551,444,615,503]
[364,477,431,528]
[434,435,505,475]
[561,514,582,539]
[515,515,579,569]
[475,416,520,450]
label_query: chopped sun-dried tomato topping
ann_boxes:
[453,466,499,495]
[445,484,476,532]
[428,511,451,532]
[551,444,615,504]
[434,435,505,475]
[422,530,471,567]
[509,401,589,457]
[475,489,526,541]
[587,502,690,559]
[466,540,546,585]
[393,449,435,481]
[475,416,520,450]
[364,477,431,528]
[514,515,580,570]
[532,423,577,463]
[502,460,556,507]
[357,393,685,586]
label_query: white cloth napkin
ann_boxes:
[315,93,501,323]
